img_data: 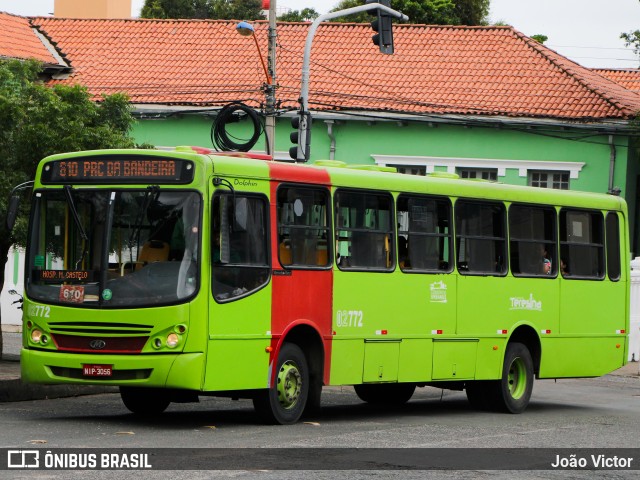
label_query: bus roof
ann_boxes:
[36,148,626,213]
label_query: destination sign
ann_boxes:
[34,270,96,283]
[40,155,194,184]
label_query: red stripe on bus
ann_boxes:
[268,162,331,185]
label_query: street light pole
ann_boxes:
[291,3,408,162]
[265,0,277,157]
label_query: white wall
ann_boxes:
[1,247,24,327]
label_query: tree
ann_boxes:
[621,29,640,62]
[278,8,320,22]
[141,0,264,20]
[0,59,136,356]
[329,0,490,25]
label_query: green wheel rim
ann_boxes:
[276,360,302,410]
[508,356,527,399]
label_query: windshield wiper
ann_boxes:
[63,185,89,269]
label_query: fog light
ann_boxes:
[40,335,49,345]
[31,329,42,343]
[153,338,162,349]
[166,333,180,348]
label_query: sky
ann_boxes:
[1,0,638,69]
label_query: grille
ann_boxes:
[48,321,153,336]
[51,334,148,353]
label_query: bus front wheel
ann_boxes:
[120,387,170,416]
[253,343,309,425]
[495,342,534,413]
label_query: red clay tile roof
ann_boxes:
[593,68,640,93]
[26,18,640,120]
[0,12,61,64]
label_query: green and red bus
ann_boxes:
[13,147,629,424]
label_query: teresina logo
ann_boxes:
[509,294,542,311]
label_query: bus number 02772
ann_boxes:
[336,310,363,328]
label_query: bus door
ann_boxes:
[206,191,273,391]
[271,183,334,384]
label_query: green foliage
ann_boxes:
[141,0,265,20]
[621,29,640,58]
[0,59,136,249]
[0,58,137,354]
[278,8,320,22]
[330,0,490,25]
[531,34,548,44]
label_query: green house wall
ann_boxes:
[132,114,640,253]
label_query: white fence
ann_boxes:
[629,258,640,362]
[1,247,24,327]
[2,250,640,360]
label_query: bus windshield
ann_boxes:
[27,188,201,308]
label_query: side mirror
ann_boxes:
[6,195,20,232]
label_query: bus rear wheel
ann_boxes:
[354,383,416,405]
[494,342,534,413]
[120,387,170,416]
[253,343,309,425]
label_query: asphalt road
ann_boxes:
[0,368,639,479]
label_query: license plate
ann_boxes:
[82,364,113,377]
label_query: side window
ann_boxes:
[559,209,604,279]
[606,212,621,281]
[277,186,331,268]
[335,190,394,271]
[397,195,452,272]
[455,200,507,275]
[509,205,556,277]
[212,193,269,302]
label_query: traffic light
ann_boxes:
[367,0,394,55]
[289,111,312,162]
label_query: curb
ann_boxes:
[0,378,118,402]
[0,358,117,403]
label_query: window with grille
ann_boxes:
[529,171,569,189]
[458,168,497,181]
[395,165,426,176]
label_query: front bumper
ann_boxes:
[20,348,204,391]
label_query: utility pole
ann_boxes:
[266,0,277,157]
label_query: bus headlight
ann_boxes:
[166,333,180,348]
[31,329,43,343]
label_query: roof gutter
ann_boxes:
[608,134,618,194]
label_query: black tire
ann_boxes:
[493,342,534,413]
[253,343,309,425]
[354,383,416,405]
[120,387,170,416]
[303,377,323,418]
